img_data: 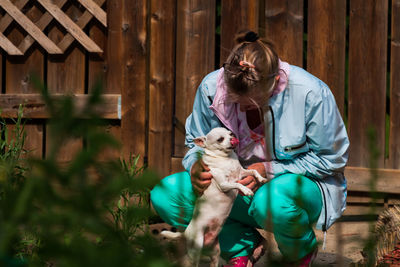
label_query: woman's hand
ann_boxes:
[238,163,266,195]
[190,159,212,196]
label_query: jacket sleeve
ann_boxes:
[182,81,220,173]
[269,85,350,179]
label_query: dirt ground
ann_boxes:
[252,221,370,266]
[151,221,372,266]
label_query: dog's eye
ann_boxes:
[217,137,224,143]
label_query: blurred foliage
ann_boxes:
[0,78,177,267]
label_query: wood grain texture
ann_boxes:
[345,166,400,194]
[0,0,30,32]
[76,0,107,27]
[37,0,102,53]
[58,0,106,52]
[17,0,68,54]
[0,0,62,54]
[5,4,44,158]
[46,4,85,163]
[117,0,148,164]
[89,1,120,162]
[220,0,259,64]
[88,1,107,91]
[264,0,304,66]
[171,157,185,174]
[174,0,216,157]
[0,31,23,55]
[307,0,346,115]
[0,94,120,119]
[348,0,388,168]
[148,0,176,176]
[388,0,400,169]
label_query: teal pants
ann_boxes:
[150,172,322,261]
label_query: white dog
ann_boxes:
[161,127,269,267]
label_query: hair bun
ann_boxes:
[244,31,259,42]
[235,30,260,44]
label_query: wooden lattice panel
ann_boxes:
[0,0,106,55]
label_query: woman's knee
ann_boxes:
[250,180,313,237]
[150,172,195,227]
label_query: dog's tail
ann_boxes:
[160,230,183,239]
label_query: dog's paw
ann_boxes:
[241,187,254,196]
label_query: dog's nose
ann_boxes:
[230,137,240,147]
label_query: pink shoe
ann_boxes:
[296,248,318,267]
[223,256,249,267]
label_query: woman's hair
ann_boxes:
[223,30,279,98]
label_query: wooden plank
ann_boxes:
[58,0,106,53]
[348,0,388,168]
[5,4,44,158]
[345,166,400,194]
[88,3,120,162]
[220,0,259,64]
[88,13,107,90]
[264,0,303,66]
[174,0,216,157]
[343,204,384,216]
[171,157,185,174]
[96,124,121,161]
[37,0,102,53]
[0,0,62,54]
[148,0,176,176]
[46,4,86,163]
[18,0,68,54]
[0,94,121,119]
[0,0,29,32]
[0,31,23,55]
[307,0,346,115]
[116,0,147,164]
[76,0,107,27]
[388,0,400,169]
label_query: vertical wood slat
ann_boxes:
[307,0,346,115]
[89,3,121,162]
[148,0,176,176]
[174,0,216,157]
[6,5,44,158]
[389,0,400,169]
[46,4,85,162]
[264,0,304,67]
[220,0,259,64]
[348,0,388,168]
[119,0,147,164]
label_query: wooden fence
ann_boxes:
[0,0,399,210]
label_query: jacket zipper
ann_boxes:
[284,141,307,152]
[268,106,279,160]
[312,178,328,232]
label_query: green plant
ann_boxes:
[0,78,176,267]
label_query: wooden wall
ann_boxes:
[1,0,400,197]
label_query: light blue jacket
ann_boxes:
[182,65,350,231]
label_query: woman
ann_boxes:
[151,31,349,266]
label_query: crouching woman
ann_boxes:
[150,30,349,266]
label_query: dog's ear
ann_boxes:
[194,137,206,148]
